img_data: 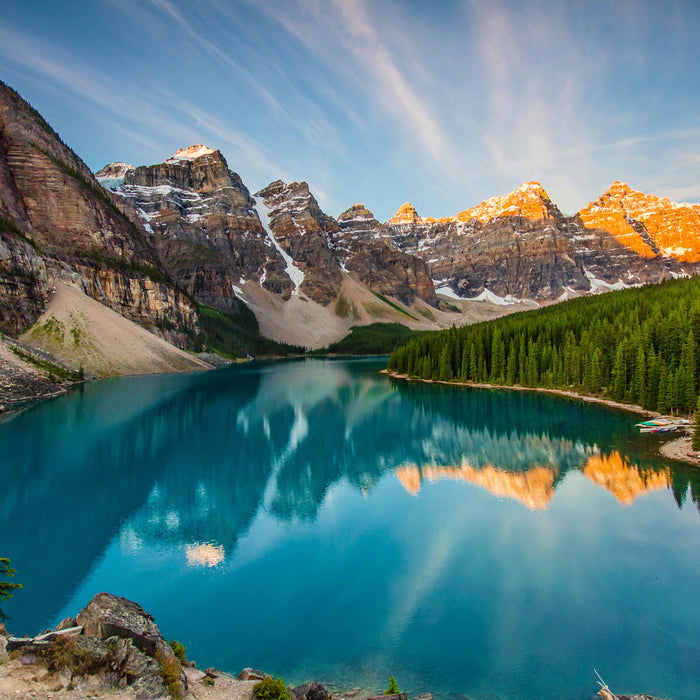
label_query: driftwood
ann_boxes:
[595,671,670,700]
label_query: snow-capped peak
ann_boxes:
[95,162,134,179]
[166,145,216,163]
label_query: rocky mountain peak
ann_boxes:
[94,162,134,179]
[387,202,422,225]
[255,179,314,213]
[337,203,378,223]
[165,144,216,162]
[456,181,558,223]
[124,147,235,194]
[578,182,700,262]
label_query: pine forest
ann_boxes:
[387,277,700,414]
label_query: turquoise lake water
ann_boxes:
[1,357,699,700]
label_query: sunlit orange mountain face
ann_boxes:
[396,452,672,510]
[385,181,700,303]
[582,451,671,504]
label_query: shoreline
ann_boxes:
[382,370,700,467]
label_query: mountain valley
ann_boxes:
[3,78,700,401]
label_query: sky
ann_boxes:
[2,0,700,221]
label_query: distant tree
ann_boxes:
[692,396,700,452]
[0,557,21,621]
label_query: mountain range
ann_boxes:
[2,79,700,373]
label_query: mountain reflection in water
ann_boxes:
[1,357,699,700]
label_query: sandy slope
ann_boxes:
[20,283,212,377]
[236,274,534,349]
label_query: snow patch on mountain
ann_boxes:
[584,268,631,293]
[165,145,215,162]
[256,205,305,295]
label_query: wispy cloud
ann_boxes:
[255,0,452,167]
[0,18,281,179]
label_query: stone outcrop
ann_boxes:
[5,593,187,698]
[0,80,198,343]
[292,681,333,700]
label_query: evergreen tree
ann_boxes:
[438,342,452,381]
[0,557,21,621]
[693,396,700,452]
[385,677,400,696]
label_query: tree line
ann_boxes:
[388,276,700,414]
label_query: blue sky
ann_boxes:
[2,0,700,220]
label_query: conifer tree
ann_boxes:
[693,396,700,452]
[0,557,21,621]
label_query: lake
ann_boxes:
[1,357,699,700]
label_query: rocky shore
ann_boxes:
[0,336,74,412]
[0,594,413,700]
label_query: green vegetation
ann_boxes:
[34,317,65,342]
[157,650,184,699]
[0,214,40,251]
[0,556,21,621]
[384,676,400,695]
[252,677,291,700]
[371,291,418,320]
[335,295,360,319]
[168,640,188,666]
[693,397,700,452]
[11,345,84,383]
[314,323,429,355]
[82,247,172,286]
[388,277,700,414]
[193,303,303,358]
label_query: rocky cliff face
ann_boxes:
[255,180,343,305]
[101,148,292,311]
[253,183,439,308]
[386,181,694,302]
[577,180,700,263]
[335,203,437,306]
[0,81,198,342]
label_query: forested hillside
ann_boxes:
[388,277,700,414]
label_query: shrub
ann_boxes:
[169,639,188,666]
[156,650,184,700]
[384,676,399,695]
[253,676,291,700]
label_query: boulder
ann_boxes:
[76,592,186,697]
[368,694,407,700]
[292,681,332,700]
[6,636,51,653]
[54,616,78,631]
[238,667,272,681]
